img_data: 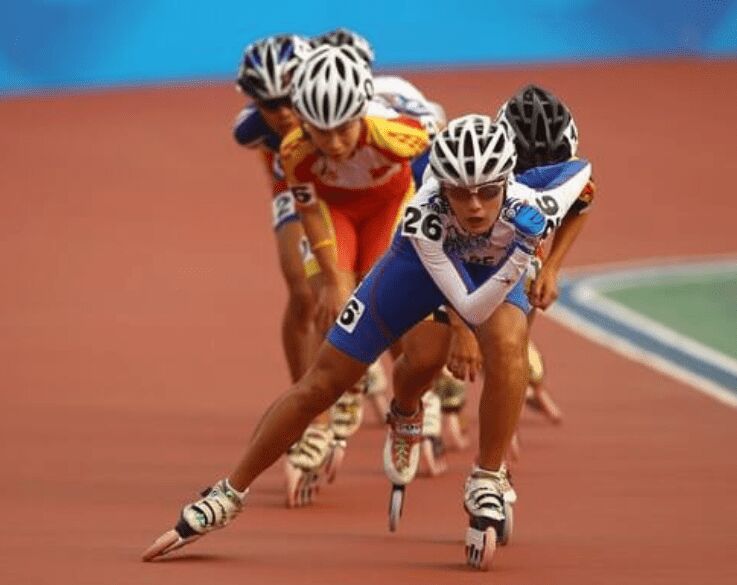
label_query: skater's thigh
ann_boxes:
[327,242,445,364]
[401,320,451,372]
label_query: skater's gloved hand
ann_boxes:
[529,263,559,310]
[447,322,482,382]
[506,203,546,254]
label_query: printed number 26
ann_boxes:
[404,207,442,241]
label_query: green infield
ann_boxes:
[602,272,737,360]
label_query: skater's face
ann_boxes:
[257,97,300,137]
[443,180,506,235]
[302,119,362,162]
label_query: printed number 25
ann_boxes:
[404,207,442,241]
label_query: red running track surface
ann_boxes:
[1,59,736,585]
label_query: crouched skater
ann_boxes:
[142,114,592,570]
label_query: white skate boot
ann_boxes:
[464,466,513,570]
[525,340,563,424]
[330,390,364,440]
[364,360,389,423]
[325,390,364,483]
[384,401,424,532]
[285,424,334,508]
[498,462,517,506]
[434,367,469,451]
[420,391,447,477]
[142,479,247,561]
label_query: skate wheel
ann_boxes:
[444,413,469,451]
[141,529,184,562]
[324,443,346,484]
[297,471,319,507]
[420,438,447,477]
[499,501,513,547]
[465,527,496,571]
[284,461,302,508]
[535,387,563,425]
[388,485,405,532]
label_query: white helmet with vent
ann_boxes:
[429,114,516,187]
[290,45,374,130]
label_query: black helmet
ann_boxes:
[498,84,578,172]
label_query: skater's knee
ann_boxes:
[479,329,527,378]
[494,331,526,359]
[477,310,527,363]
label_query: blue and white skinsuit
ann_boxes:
[326,159,592,364]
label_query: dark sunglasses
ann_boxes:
[258,96,292,111]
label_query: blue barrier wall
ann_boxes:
[2,0,736,94]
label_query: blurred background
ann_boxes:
[1,2,736,585]
[2,0,737,94]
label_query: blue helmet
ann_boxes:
[237,35,312,100]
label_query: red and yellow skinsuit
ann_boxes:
[280,115,429,276]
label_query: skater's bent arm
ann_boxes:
[545,210,588,272]
[411,239,531,326]
[299,203,340,284]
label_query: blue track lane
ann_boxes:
[556,278,737,395]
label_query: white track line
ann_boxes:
[547,304,737,408]
[546,257,737,409]
[573,286,737,377]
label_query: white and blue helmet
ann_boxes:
[237,35,312,100]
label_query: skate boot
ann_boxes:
[498,462,517,506]
[142,479,247,561]
[419,391,447,477]
[525,385,563,424]
[508,431,521,462]
[464,466,513,570]
[285,424,334,508]
[525,341,563,424]
[434,367,469,451]
[326,388,366,483]
[364,360,389,423]
[384,401,424,532]
[330,389,364,440]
